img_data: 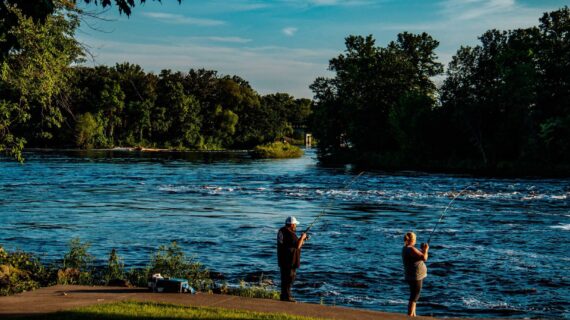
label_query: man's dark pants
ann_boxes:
[280,267,297,301]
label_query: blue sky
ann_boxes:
[76,0,568,98]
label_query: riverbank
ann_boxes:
[23,147,253,153]
[2,150,567,318]
[0,285,421,320]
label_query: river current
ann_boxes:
[1,149,569,318]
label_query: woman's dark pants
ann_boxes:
[408,279,423,302]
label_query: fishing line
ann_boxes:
[426,183,478,245]
[304,171,365,236]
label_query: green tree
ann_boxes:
[154,70,203,148]
[259,93,297,141]
[114,63,157,145]
[99,81,125,146]
[168,83,202,148]
[104,249,125,284]
[75,112,103,148]
[0,1,82,160]
[216,76,261,148]
[311,33,442,164]
[441,24,560,168]
[209,104,238,148]
[534,6,570,163]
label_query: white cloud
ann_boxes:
[359,0,555,70]
[204,36,253,43]
[193,1,270,12]
[439,0,516,21]
[142,12,225,26]
[282,0,377,7]
[311,0,343,5]
[282,27,299,36]
[310,0,375,6]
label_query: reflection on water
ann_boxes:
[1,149,569,318]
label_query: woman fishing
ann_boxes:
[402,232,429,317]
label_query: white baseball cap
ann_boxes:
[285,216,299,225]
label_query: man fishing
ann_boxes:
[277,216,307,302]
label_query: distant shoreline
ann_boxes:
[23,147,253,153]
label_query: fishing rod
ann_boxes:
[426,183,478,245]
[304,171,365,235]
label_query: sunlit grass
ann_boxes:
[252,142,304,159]
[18,301,324,320]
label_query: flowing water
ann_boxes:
[1,149,569,318]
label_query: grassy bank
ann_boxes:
[251,142,304,159]
[15,301,323,320]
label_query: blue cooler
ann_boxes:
[155,277,196,294]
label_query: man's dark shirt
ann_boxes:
[277,226,301,269]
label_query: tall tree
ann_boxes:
[0,1,82,160]
[535,6,570,163]
[310,33,443,164]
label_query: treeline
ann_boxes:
[311,7,570,175]
[22,65,312,150]
[0,1,310,158]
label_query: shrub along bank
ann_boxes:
[251,142,304,159]
[0,239,278,299]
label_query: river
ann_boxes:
[1,149,569,318]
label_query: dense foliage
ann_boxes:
[51,66,310,151]
[0,240,213,295]
[252,142,304,159]
[0,246,52,295]
[311,7,570,175]
[2,0,569,175]
[0,1,83,161]
[0,1,311,160]
[149,241,212,291]
[3,61,312,153]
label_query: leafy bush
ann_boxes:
[0,245,52,295]
[251,142,303,159]
[149,241,212,291]
[75,112,105,149]
[58,238,93,285]
[126,267,150,288]
[0,240,221,295]
[103,249,125,285]
[63,238,93,270]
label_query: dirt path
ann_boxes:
[0,285,431,319]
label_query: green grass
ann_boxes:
[251,142,303,159]
[226,285,280,300]
[16,301,324,320]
